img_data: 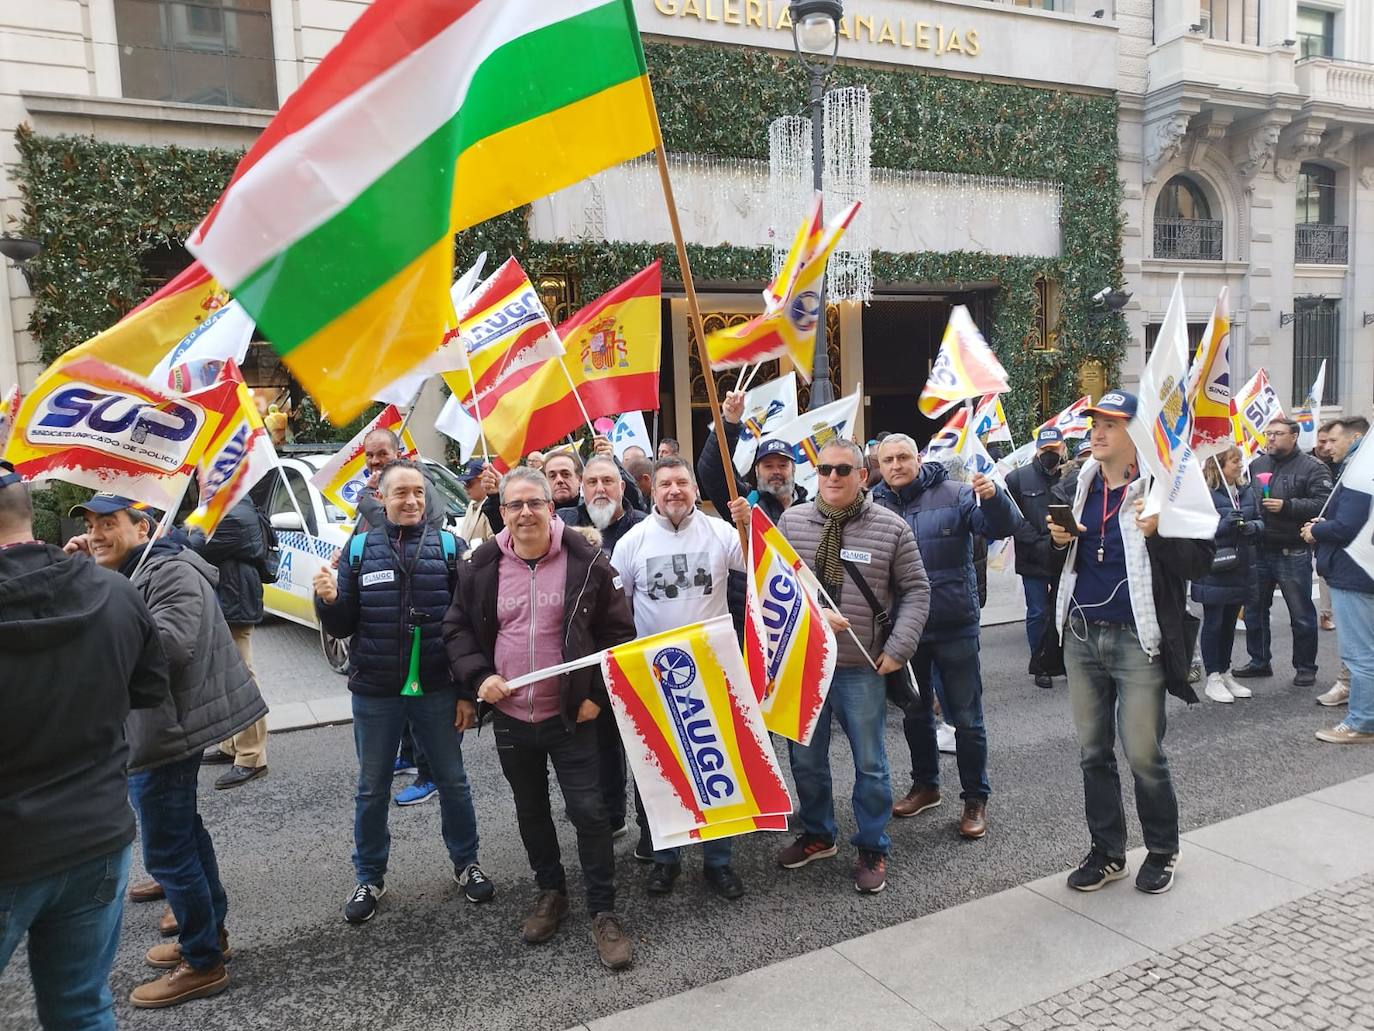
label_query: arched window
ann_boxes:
[1153,175,1221,260]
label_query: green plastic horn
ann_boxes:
[401,625,424,697]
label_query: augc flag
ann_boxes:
[924,406,969,456]
[918,306,1010,419]
[602,615,792,849]
[184,361,277,537]
[970,393,1012,444]
[1295,359,1327,451]
[309,405,418,518]
[459,257,564,405]
[1185,287,1233,459]
[2,356,238,509]
[187,0,658,423]
[745,507,836,746]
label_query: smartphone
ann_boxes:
[1048,504,1080,535]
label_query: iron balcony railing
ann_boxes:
[1154,218,1223,261]
[1295,223,1348,264]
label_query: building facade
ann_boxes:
[0,0,1367,459]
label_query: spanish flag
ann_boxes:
[187,0,659,423]
[443,262,661,467]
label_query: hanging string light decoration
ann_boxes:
[822,85,872,303]
[768,115,813,286]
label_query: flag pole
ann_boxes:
[642,83,741,509]
[557,357,599,439]
[463,365,490,460]
[129,475,194,581]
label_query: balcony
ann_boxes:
[1295,223,1348,264]
[1295,58,1374,109]
[1154,218,1223,261]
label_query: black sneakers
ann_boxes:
[344,882,385,923]
[1067,849,1128,892]
[454,863,496,903]
[633,829,655,863]
[1135,851,1179,894]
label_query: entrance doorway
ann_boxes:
[861,291,994,447]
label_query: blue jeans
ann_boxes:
[1331,588,1374,734]
[653,838,732,868]
[0,845,131,1031]
[1064,622,1179,856]
[1245,546,1319,673]
[1200,603,1242,675]
[352,688,480,884]
[906,636,991,800]
[128,752,227,970]
[788,664,893,854]
[1022,576,1053,657]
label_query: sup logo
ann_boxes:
[341,477,367,505]
[652,645,737,803]
[31,387,202,472]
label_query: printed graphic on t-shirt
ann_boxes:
[644,552,715,602]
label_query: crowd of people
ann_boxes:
[1,387,1369,1028]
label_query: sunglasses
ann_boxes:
[816,463,857,478]
[500,499,550,513]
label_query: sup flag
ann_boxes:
[917,306,1009,419]
[1127,274,1219,540]
[309,404,418,518]
[1294,359,1327,451]
[768,387,861,499]
[970,393,1012,444]
[924,406,969,456]
[1185,287,1233,459]
[458,257,564,405]
[2,356,238,509]
[1035,395,1092,440]
[706,197,861,379]
[0,385,19,453]
[602,615,793,849]
[184,361,277,537]
[732,372,799,476]
[1231,368,1284,458]
[744,507,836,745]
[187,0,659,423]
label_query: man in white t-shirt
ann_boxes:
[611,456,749,900]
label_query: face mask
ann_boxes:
[1038,450,1062,472]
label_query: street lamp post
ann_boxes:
[789,0,842,410]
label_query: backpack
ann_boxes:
[349,528,460,589]
[253,503,282,585]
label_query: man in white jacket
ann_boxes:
[611,456,749,900]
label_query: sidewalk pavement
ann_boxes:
[567,771,1374,1031]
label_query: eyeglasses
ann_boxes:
[500,499,550,513]
[816,463,856,478]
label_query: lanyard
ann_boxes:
[1096,470,1133,563]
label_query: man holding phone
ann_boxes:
[1046,392,1214,896]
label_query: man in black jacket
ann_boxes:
[1234,416,1333,686]
[189,497,269,789]
[314,460,492,925]
[1046,392,1213,898]
[444,466,637,970]
[698,389,808,521]
[1007,427,1068,688]
[0,467,170,1031]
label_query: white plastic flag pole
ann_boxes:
[558,357,598,438]
[464,365,490,459]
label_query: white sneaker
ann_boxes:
[936,722,957,754]
[1204,673,1234,704]
[1317,682,1350,707]
[1221,672,1251,699]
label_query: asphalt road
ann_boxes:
[3,616,1370,1031]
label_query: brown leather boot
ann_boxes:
[892,784,941,819]
[128,879,164,904]
[591,912,633,971]
[521,890,569,944]
[145,929,232,969]
[158,905,179,937]
[129,960,228,1009]
[959,799,988,839]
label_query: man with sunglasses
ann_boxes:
[445,467,637,969]
[776,440,929,894]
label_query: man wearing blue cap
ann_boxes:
[1007,426,1069,688]
[1046,391,1214,896]
[455,458,496,549]
[697,389,808,522]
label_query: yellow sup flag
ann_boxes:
[308,405,418,517]
[601,616,793,849]
[917,306,1010,419]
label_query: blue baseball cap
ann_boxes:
[69,493,159,522]
[1036,427,1065,448]
[459,458,486,482]
[1085,390,1138,421]
[755,439,796,464]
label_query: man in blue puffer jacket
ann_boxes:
[1304,417,1374,744]
[872,433,1022,839]
[314,460,494,924]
